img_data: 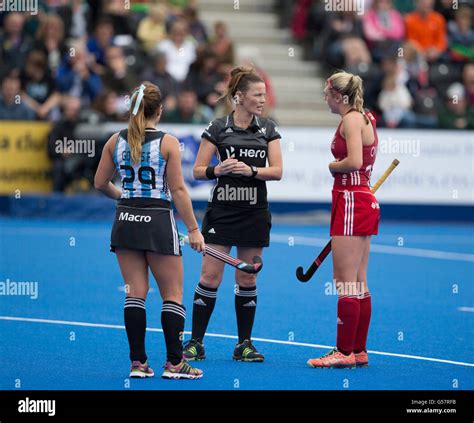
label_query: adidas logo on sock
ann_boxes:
[194,298,207,306]
[243,300,256,307]
[208,228,216,234]
[337,317,344,325]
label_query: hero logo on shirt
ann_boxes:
[225,146,266,159]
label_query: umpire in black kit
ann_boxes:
[183,66,283,362]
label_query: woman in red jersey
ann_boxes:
[307,71,379,369]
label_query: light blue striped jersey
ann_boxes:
[113,129,171,200]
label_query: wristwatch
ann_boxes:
[250,165,258,178]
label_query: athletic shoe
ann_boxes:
[183,339,206,361]
[307,348,356,369]
[161,360,203,379]
[232,339,264,362]
[129,360,154,378]
[354,350,369,368]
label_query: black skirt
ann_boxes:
[201,203,272,248]
[110,198,181,255]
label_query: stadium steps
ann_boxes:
[198,0,338,126]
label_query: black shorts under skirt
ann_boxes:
[201,203,272,248]
[110,198,181,256]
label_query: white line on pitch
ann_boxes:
[272,234,474,262]
[1,315,473,368]
[458,307,474,312]
[2,227,473,262]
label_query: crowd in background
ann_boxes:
[286,0,474,129]
[0,0,244,191]
[1,0,473,191]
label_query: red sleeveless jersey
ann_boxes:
[331,110,378,190]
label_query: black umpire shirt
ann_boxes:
[201,112,281,209]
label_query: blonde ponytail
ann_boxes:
[128,103,146,165]
[327,71,369,123]
[127,82,163,165]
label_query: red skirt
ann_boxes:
[330,189,380,236]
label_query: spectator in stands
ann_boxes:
[137,4,167,53]
[102,0,134,35]
[141,52,179,111]
[209,21,235,63]
[183,6,208,46]
[0,74,36,120]
[447,5,474,63]
[33,14,67,76]
[87,17,115,73]
[434,0,456,22]
[212,60,235,117]
[47,95,91,192]
[405,0,447,63]
[156,19,197,82]
[321,11,371,71]
[462,63,474,107]
[185,49,223,109]
[20,49,61,120]
[53,0,89,40]
[92,89,125,122]
[362,0,405,61]
[378,74,417,127]
[438,82,474,129]
[102,46,138,95]
[0,12,32,74]
[209,21,234,64]
[56,42,102,105]
[399,41,430,95]
[163,87,211,124]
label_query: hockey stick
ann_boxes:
[296,159,400,282]
[179,233,263,274]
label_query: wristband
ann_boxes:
[205,166,217,180]
[188,227,199,233]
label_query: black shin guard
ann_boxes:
[191,283,217,342]
[235,285,258,343]
[161,301,186,365]
[124,297,147,363]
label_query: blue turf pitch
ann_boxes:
[0,217,473,390]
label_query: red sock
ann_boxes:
[336,295,360,355]
[354,292,371,353]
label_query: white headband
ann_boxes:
[131,84,146,115]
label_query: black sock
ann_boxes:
[235,285,257,343]
[124,297,147,363]
[191,283,217,342]
[161,301,186,365]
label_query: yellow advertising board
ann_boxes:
[0,121,52,193]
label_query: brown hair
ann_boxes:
[222,65,264,103]
[327,71,368,123]
[36,14,64,42]
[128,81,162,165]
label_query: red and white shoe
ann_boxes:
[354,351,369,368]
[307,348,356,369]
